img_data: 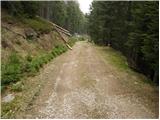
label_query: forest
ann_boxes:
[2,1,88,34]
[1,1,159,83]
[1,1,159,119]
[88,1,159,83]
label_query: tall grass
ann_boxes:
[1,45,68,89]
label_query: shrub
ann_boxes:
[26,54,33,62]
[68,37,77,47]
[1,44,68,87]
[53,45,68,55]
[11,81,24,92]
[1,53,23,85]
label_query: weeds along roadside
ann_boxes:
[1,37,77,118]
[1,38,77,92]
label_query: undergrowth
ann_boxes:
[101,47,129,71]
[100,46,155,85]
[21,17,53,34]
[1,44,68,90]
[2,15,53,34]
[68,36,77,47]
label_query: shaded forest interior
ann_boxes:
[1,1,159,84]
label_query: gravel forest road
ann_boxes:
[22,41,158,119]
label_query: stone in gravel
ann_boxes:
[2,94,15,103]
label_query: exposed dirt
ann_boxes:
[19,41,158,119]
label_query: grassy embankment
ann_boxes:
[1,16,77,118]
[2,16,77,91]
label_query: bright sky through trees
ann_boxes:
[78,0,93,14]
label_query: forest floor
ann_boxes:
[19,41,158,119]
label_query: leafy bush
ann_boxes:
[52,45,67,56]
[23,45,67,75]
[1,53,23,85]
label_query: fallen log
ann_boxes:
[52,23,70,34]
[55,27,72,50]
[37,16,73,50]
[55,28,71,36]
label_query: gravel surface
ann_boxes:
[21,41,158,119]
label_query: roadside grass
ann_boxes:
[1,44,68,90]
[11,81,24,92]
[68,36,78,47]
[1,96,22,118]
[100,47,129,71]
[1,43,74,118]
[1,53,23,86]
[98,46,156,85]
[1,17,78,118]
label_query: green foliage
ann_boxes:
[68,37,77,47]
[51,45,68,56]
[88,1,159,83]
[11,81,24,92]
[2,1,39,18]
[1,53,23,85]
[102,47,129,71]
[39,1,86,34]
[24,45,67,74]
[1,96,22,118]
[22,17,53,33]
[2,1,87,34]
[1,45,68,87]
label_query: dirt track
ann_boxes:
[22,41,158,119]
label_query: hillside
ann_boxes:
[1,10,70,64]
[1,10,77,118]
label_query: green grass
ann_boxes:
[21,17,53,33]
[68,36,78,47]
[1,96,22,118]
[11,81,24,92]
[1,44,68,88]
[1,53,23,85]
[2,15,17,23]
[1,44,69,118]
[99,46,156,85]
[2,15,53,34]
[101,47,129,71]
